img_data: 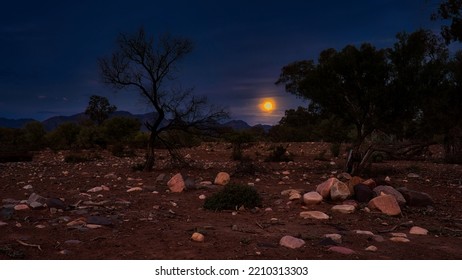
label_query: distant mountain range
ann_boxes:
[0,111,272,132]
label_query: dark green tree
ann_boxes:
[84,95,117,125]
[277,43,389,173]
[432,0,462,43]
[99,27,228,170]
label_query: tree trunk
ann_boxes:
[144,132,156,171]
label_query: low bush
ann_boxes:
[265,145,293,162]
[203,184,262,211]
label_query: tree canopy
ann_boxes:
[99,27,228,170]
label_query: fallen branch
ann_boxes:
[16,239,42,251]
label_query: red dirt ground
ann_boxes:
[1,142,461,259]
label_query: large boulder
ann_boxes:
[373,185,406,206]
[368,194,401,216]
[167,173,186,193]
[330,182,351,201]
[316,178,348,199]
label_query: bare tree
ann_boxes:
[99,27,228,170]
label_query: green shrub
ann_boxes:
[203,184,262,211]
[265,145,293,162]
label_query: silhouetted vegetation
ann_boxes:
[203,184,262,211]
[99,27,228,170]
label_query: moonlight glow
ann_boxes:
[259,99,276,113]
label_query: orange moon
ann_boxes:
[260,99,275,112]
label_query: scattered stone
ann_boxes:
[184,176,196,189]
[14,204,29,211]
[373,186,406,206]
[156,173,167,182]
[300,211,330,220]
[87,186,109,193]
[303,191,323,205]
[104,173,117,179]
[330,182,351,201]
[365,245,378,252]
[331,204,355,214]
[23,184,33,190]
[47,198,67,210]
[354,184,374,203]
[29,201,45,209]
[409,226,428,235]
[324,233,342,244]
[191,232,205,242]
[397,188,434,207]
[27,193,47,206]
[214,172,230,186]
[0,221,7,227]
[390,237,410,243]
[281,189,303,196]
[347,176,364,194]
[279,235,305,249]
[390,232,407,238]
[67,217,86,227]
[64,240,82,246]
[316,177,337,199]
[368,194,401,216]
[167,173,186,193]
[199,194,206,200]
[337,172,352,181]
[2,198,19,204]
[35,224,46,229]
[328,246,355,255]
[407,173,420,178]
[372,235,385,242]
[86,224,103,229]
[354,230,375,236]
[362,179,377,189]
[289,192,302,200]
[86,216,112,226]
[127,187,143,192]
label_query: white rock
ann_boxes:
[354,230,375,236]
[289,193,302,200]
[303,191,323,205]
[390,237,410,243]
[324,233,342,244]
[0,221,7,226]
[126,187,143,192]
[331,204,355,214]
[330,182,351,201]
[279,235,305,249]
[199,194,206,200]
[299,211,329,220]
[390,232,407,238]
[365,245,378,252]
[409,226,428,235]
[23,185,33,190]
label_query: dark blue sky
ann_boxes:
[0,0,441,125]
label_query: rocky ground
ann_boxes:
[1,142,462,260]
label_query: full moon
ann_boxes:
[260,99,275,112]
[263,101,273,111]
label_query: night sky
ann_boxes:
[0,0,440,125]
